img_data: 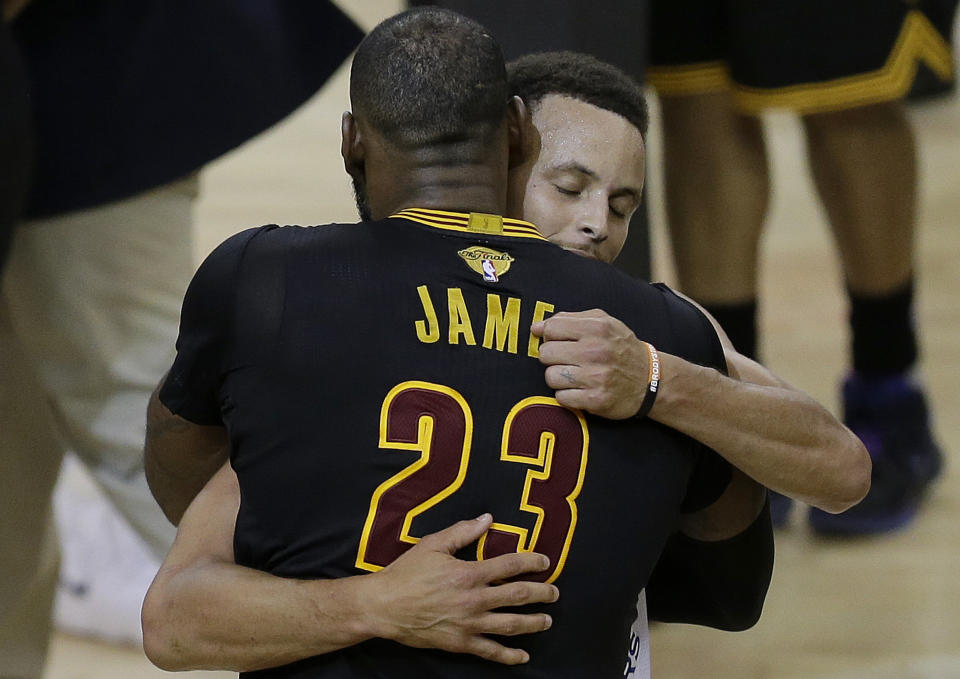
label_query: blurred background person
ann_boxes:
[647,0,956,534]
[0,0,32,268]
[0,1,362,676]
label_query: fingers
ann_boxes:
[484,580,560,610]
[476,550,550,582]
[472,612,552,637]
[531,312,591,341]
[536,339,581,366]
[531,309,614,341]
[554,388,590,412]
[461,637,531,665]
[419,514,493,554]
[543,363,581,389]
[537,333,624,368]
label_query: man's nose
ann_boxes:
[578,199,609,242]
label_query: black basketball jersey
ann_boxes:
[161,209,729,678]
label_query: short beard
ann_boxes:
[352,177,373,222]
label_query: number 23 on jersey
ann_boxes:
[356,381,590,583]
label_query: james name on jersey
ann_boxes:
[413,283,555,358]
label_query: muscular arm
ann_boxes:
[142,465,558,672]
[533,307,871,517]
[533,305,799,630]
[144,378,229,525]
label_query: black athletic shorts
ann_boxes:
[648,1,957,113]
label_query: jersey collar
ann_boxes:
[389,207,547,241]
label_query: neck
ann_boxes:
[363,133,511,220]
[383,163,508,218]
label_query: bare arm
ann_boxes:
[534,306,783,629]
[533,307,870,515]
[142,465,558,672]
[144,378,229,525]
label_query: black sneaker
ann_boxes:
[809,374,943,536]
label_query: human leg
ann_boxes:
[53,455,164,645]
[803,102,916,297]
[802,102,943,534]
[658,91,768,360]
[714,1,953,532]
[0,299,63,679]
[648,0,769,357]
[649,0,781,520]
[3,176,198,559]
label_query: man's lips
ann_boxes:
[560,244,600,260]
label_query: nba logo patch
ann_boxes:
[457,246,514,282]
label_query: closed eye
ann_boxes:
[554,185,579,196]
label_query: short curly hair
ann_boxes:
[350,8,509,148]
[507,51,648,138]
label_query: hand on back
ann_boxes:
[364,514,558,665]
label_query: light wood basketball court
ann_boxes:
[44,2,960,677]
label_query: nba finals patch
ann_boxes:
[458,246,514,283]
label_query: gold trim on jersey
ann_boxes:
[390,207,547,241]
[649,11,954,115]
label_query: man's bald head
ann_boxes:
[350,8,511,150]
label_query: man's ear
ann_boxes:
[506,95,533,169]
[341,111,365,181]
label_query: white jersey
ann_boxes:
[623,590,651,679]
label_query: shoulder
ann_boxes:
[200,221,362,265]
[201,224,283,262]
[648,283,713,331]
[645,283,727,375]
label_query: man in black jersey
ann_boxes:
[142,10,872,676]
[144,9,760,677]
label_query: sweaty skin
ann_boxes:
[142,92,868,672]
[509,95,644,264]
[520,95,869,518]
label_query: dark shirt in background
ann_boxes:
[0,19,32,266]
[12,0,363,218]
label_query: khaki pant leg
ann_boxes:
[0,299,63,679]
[3,175,198,560]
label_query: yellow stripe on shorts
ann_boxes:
[733,11,954,115]
[647,61,731,96]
